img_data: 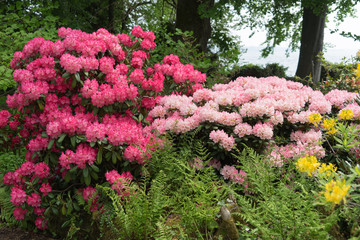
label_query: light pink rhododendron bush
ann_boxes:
[149,76,359,167]
[0,26,206,231]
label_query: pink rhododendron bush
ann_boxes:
[0,26,206,232]
[148,76,359,166]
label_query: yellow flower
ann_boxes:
[338,109,353,120]
[318,163,337,177]
[296,155,320,177]
[324,179,350,205]
[327,128,337,135]
[322,118,337,131]
[309,113,322,126]
[355,63,360,78]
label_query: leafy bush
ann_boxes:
[0,2,60,91]
[232,146,337,239]
[0,25,206,236]
[98,134,229,239]
[229,63,288,80]
[149,76,360,166]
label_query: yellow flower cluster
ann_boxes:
[308,113,322,126]
[338,109,354,121]
[296,155,337,178]
[322,118,337,135]
[324,179,351,205]
[318,163,337,177]
[296,155,320,177]
[355,63,360,78]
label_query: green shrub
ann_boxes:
[229,63,288,80]
[98,135,229,240]
[231,146,337,240]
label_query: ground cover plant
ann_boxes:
[0,26,360,239]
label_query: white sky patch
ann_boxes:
[234,4,360,51]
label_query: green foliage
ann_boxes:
[314,59,360,94]
[0,148,26,176]
[98,136,229,240]
[0,187,17,227]
[0,1,59,91]
[0,149,26,227]
[229,63,288,80]
[151,28,231,87]
[231,146,337,239]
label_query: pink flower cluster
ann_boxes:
[4,25,209,231]
[3,161,51,229]
[59,143,97,169]
[81,186,101,212]
[220,165,247,185]
[149,76,359,163]
[209,130,235,151]
[0,110,11,128]
[105,170,133,198]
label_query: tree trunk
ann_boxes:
[108,0,115,33]
[175,0,214,52]
[295,5,327,83]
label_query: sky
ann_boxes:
[235,4,360,51]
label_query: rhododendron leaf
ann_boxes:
[61,205,66,215]
[93,107,99,116]
[84,174,91,186]
[75,73,80,82]
[47,139,55,150]
[67,203,73,215]
[90,171,98,180]
[90,164,99,172]
[41,132,48,138]
[62,72,70,79]
[48,193,54,199]
[73,203,80,211]
[44,208,50,216]
[105,151,112,159]
[37,101,44,111]
[97,72,103,79]
[112,152,117,164]
[132,115,138,122]
[96,148,103,164]
[138,113,144,122]
[57,133,66,143]
[70,136,76,147]
[83,168,89,178]
[90,141,96,147]
[52,207,58,215]
[72,78,77,89]
[64,172,71,183]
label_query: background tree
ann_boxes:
[224,0,360,81]
[0,0,60,92]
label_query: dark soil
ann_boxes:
[0,225,54,240]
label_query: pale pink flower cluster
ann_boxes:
[290,129,322,144]
[150,76,348,159]
[268,141,325,167]
[340,103,360,119]
[252,122,274,140]
[209,130,235,151]
[325,89,359,108]
[220,165,247,184]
